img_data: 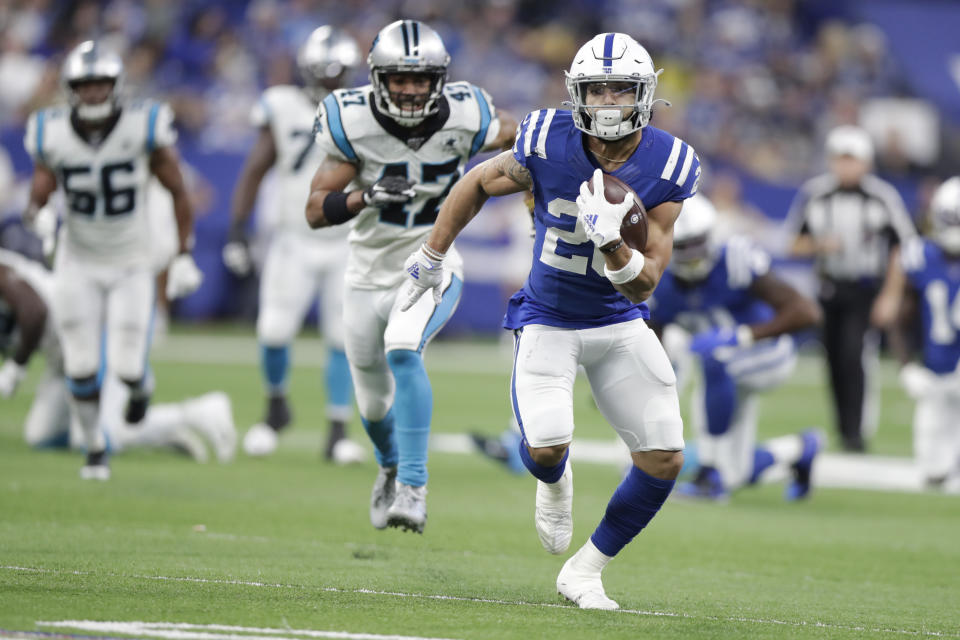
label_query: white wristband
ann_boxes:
[736,324,755,348]
[604,250,645,285]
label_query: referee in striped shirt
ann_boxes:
[788,126,916,452]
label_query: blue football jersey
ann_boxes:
[901,237,960,374]
[503,109,701,330]
[649,237,773,332]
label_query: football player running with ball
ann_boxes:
[226,26,366,463]
[403,33,699,609]
[305,20,516,533]
[22,41,202,478]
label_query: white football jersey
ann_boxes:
[314,81,501,289]
[24,101,176,264]
[251,85,348,242]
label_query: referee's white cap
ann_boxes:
[825,125,874,163]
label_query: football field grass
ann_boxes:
[1,330,958,639]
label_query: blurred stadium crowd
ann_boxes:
[0,0,957,324]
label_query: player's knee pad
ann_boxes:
[385,349,423,378]
[67,374,101,400]
[257,308,300,346]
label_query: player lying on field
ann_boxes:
[0,249,236,478]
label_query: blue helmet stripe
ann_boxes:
[35,110,47,165]
[469,85,492,156]
[401,21,411,56]
[603,33,614,60]
[146,102,160,152]
[322,94,357,161]
[412,21,420,54]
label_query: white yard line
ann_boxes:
[35,621,455,640]
[1,566,955,638]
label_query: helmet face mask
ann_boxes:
[297,26,361,103]
[62,41,124,122]
[368,20,450,127]
[565,33,662,140]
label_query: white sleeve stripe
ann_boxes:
[523,110,541,157]
[675,145,694,186]
[534,108,555,159]
[660,138,682,180]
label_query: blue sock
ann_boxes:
[590,465,675,557]
[261,344,290,394]
[748,447,775,485]
[361,408,398,467]
[518,438,568,483]
[386,349,432,487]
[325,347,353,413]
[702,356,736,435]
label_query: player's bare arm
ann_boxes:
[24,164,57,223]
[230,127,277,226]
[606,200,681,303]
[304,155,360,228]
[424,150,530,254]
[0,264,47,366]
[481,112,519,152]
[150,146,194,253]
[746,272,822,341]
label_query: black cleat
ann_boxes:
[124,393,151,425]
[266,395,291,431]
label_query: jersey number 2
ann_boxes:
[925,280,960,345]
[539,198,604,277]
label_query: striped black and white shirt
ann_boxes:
[787,173,916,282]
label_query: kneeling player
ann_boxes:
[875,177,960,492]
[0,249,236,478]
[649,195,823,500]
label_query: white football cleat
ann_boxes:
[80,450,110,481]
[370,465,398,529]
[243,423,279,457]
[535,462,573,554]
[557,542,619,610]
[386,482,427,534]
[184,392,238,463]
[331,438,367,465]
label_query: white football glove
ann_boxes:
[363,176,417,208]
[222,240,253,277]
[166,253,203,300]
[400,244,445,311]
[0,359,26,398]
[899,363,934,400]
[576,168,633,248]
[29,204,58,258]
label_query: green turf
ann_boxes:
[0,331,957,639]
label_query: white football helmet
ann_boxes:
[564,33,664,140]
[368,20,450,127]
[62,40,124,122]
[930,176,960,254]
[671,194,719,282]
[298,26,361,103]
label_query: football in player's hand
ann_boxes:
[589,173,648,251]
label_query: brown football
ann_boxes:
[587,173,648,251]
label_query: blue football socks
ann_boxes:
[386,349,432,487]
[260,344,290,394]
[702,356,736,435]
[325,347,353,413]
[518,438,568,483]
[748,447,776,485]
[590,465,675,557]
[361,408,398,468]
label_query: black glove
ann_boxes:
[363,176,417,208]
